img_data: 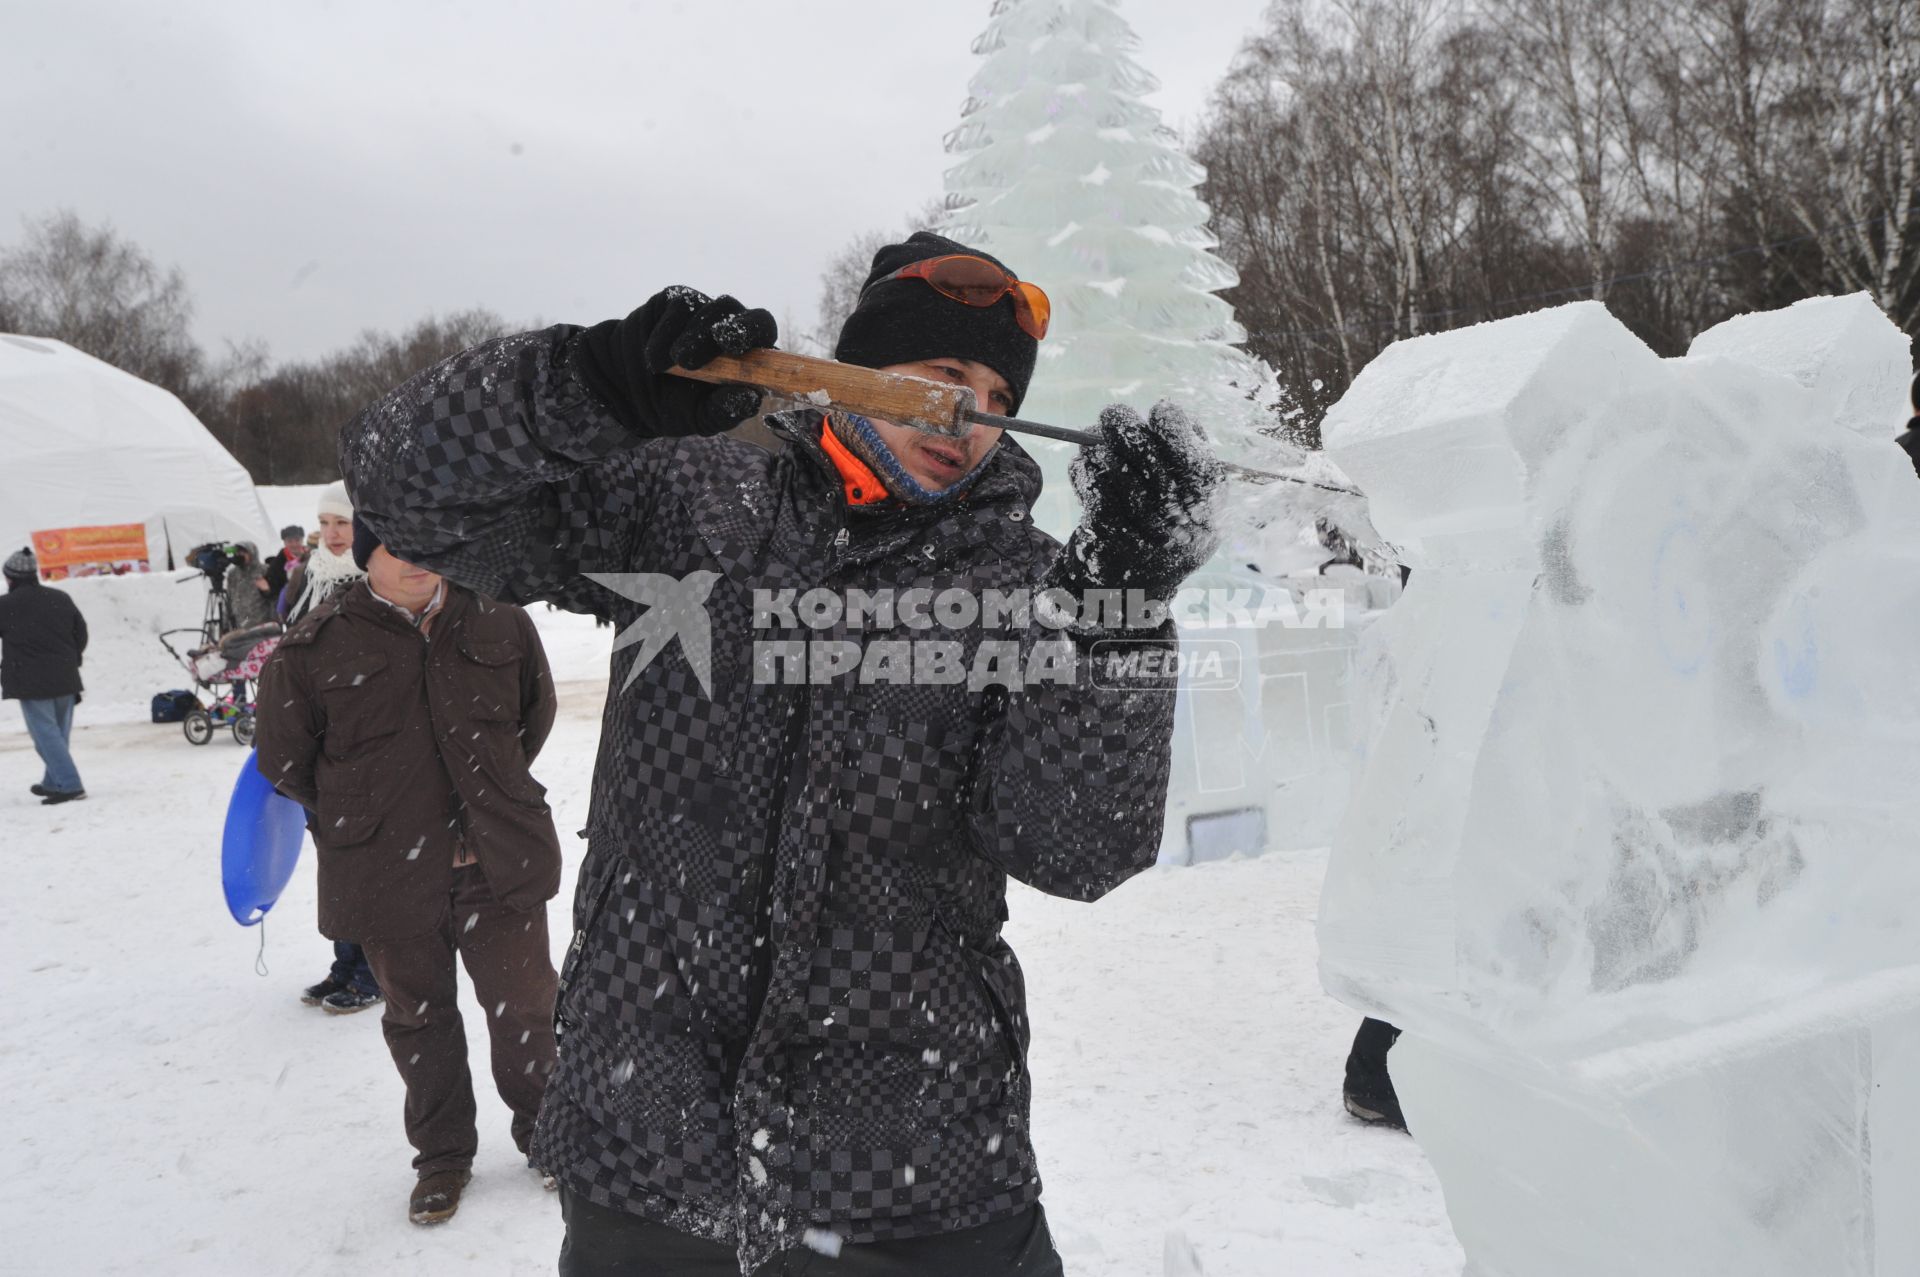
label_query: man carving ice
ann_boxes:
[340,231,1223,1275]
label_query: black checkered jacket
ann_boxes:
[340,327,1175,1271]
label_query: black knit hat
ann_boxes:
[351,513,380,571]
[833,231,1039,416]
[3,546,35,583]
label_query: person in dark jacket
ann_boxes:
[263,524,306,601]
[0,547,89,805]
[222,543,277,633]
[339,231,1224,1275]
[1897,371,1920,478]
[279,482,382,1015]
[254,526,563,1227]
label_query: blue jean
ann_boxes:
[329,941,380,995]
[19,695,82,794]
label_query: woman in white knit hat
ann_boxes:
[279,481,363,624]
[275,480,384,1014]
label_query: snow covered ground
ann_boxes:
[1,595,1461,1275]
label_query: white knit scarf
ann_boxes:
[287,546,365,621]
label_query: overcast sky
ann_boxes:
[2,0,1273,364]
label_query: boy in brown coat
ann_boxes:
[255,522,563,1225]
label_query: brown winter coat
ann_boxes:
[254,579,562,941]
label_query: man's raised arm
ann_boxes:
[969,400,1225,900]
[337,290,775,612]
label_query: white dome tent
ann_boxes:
[0,333,270,566]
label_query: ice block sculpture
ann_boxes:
[1317,295,1920,1275]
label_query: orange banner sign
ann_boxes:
[30,524,152,580]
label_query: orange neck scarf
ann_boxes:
[819,419,892,506]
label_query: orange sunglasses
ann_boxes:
[868,254,1051,340]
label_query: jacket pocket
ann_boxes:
[938,915,1027,1086]
[554,863,622,1038]
[315,653,400,756]
[314,791,382,848]
[456,636,522,720]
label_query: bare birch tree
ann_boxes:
[1196,0,1918,437]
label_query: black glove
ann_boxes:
[570,286,778,438]
[1045,400,1225,609]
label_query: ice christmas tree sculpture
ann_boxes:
[942,0,1286,537]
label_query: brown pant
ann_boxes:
[361,864,559,1174]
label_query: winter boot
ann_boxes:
[1342,1084,1408,1131]
[321,986,384,1015]
[1343,1018,1408,1132]
[300,976,347,1006]
[41,789,87,805]
[409,1168,472,1225]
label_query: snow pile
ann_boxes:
[1317,294,1918,1274]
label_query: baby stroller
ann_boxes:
[157,543,283,747]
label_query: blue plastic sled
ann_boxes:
[222,750,307,926]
